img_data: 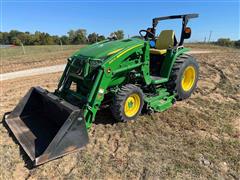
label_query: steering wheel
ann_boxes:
[139,30,155,40]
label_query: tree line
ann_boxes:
[214,38,240,48]
[0,29,124,46]
[2,29,239,49]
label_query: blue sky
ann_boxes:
[1,0,240,41]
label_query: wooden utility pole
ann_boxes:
[204,36,206,43]
[208,31,212,43]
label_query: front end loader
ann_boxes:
[5,14,199,165]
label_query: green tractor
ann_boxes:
[5,14,199,165]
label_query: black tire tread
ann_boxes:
[111,84,144,122]
[167,54,199,100]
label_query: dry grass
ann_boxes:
[0,44,239,179]
[0,45,85,73]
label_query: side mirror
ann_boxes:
[183,27,191,39]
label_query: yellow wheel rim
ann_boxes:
[181,66,196,91]
[124,93,141,117]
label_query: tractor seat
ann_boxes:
[150,30,176,55]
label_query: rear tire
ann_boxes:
[111,84,144,122]
[167,54,199,100]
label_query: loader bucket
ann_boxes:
[5,87,89,166]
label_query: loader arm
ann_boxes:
[83,42,147,128]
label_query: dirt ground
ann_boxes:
[0,45,239,179]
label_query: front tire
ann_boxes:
[167,54,199,100]
[111,84,144,122]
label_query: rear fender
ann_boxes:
[159,47,190,79]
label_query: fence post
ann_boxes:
[60,39,63,51]
[20,43,26,54]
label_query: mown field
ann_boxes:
[0,45,84,73]
[0,44,239,179]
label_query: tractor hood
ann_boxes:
[72,38,144,60]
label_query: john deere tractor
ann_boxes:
[5,14,199,165]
